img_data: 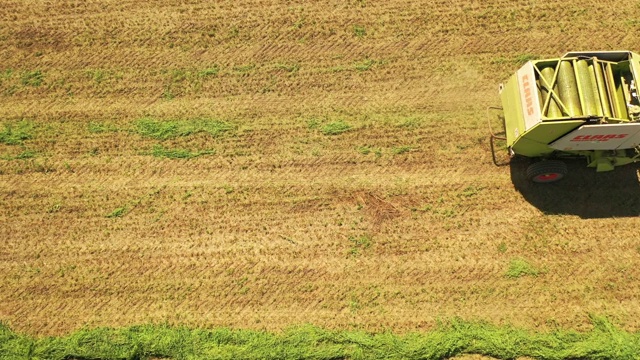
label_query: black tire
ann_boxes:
[526,160,567,183]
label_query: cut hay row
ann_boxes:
[1,317,639,360]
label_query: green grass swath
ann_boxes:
[2,317,639,360]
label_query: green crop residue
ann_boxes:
[151,144,215,159]
[353,24,366,38]
[0,121,33,145]
[88,122,119,134]
[321,120,352,135]
[135,118,233,140]
[1,150,37,160]
[106,206,128,218]
[1,317,638,359]
[505,258,540,278]
[21,70,44,87]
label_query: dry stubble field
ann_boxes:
[1,0,640,337]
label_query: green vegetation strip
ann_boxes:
[135,118,232,140]
[2,317,640,359]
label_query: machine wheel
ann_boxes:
[526,160,567,183]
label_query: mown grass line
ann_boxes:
[1,317,639,360]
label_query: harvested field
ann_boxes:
[1,0,640,341]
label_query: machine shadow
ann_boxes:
[510,158,640,218]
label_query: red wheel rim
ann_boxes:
[534,173,560,182]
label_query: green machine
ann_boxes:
[492,51,640,182]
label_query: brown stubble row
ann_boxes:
[2,154,640,335]
[3,136,640,335]
[2,0,639,73]
[2,0,640,336]
[2,0,638,118]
